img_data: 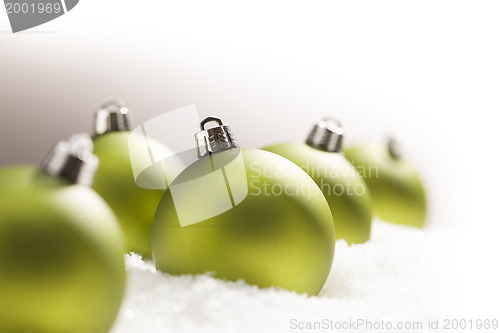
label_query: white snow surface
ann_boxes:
[111,220,493,333]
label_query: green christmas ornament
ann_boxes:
[92,99,175,258]
[152,117,335,296]
[344,137,427,228]
[0,134,125,333]
[264,118,372,244]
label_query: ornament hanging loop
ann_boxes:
[200,117,224,130]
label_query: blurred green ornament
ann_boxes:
[92,99,177,258]
[0,134,125,333]
[344,137,427,228]
[264,118,372,244]
[152,117,335,296]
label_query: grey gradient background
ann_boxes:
[1,0,499,233]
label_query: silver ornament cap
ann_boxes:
[387,135,402,160]
[306,117,344,153]
[93,98,130,135]
[195,117,239,158]
[41,133,99,186]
